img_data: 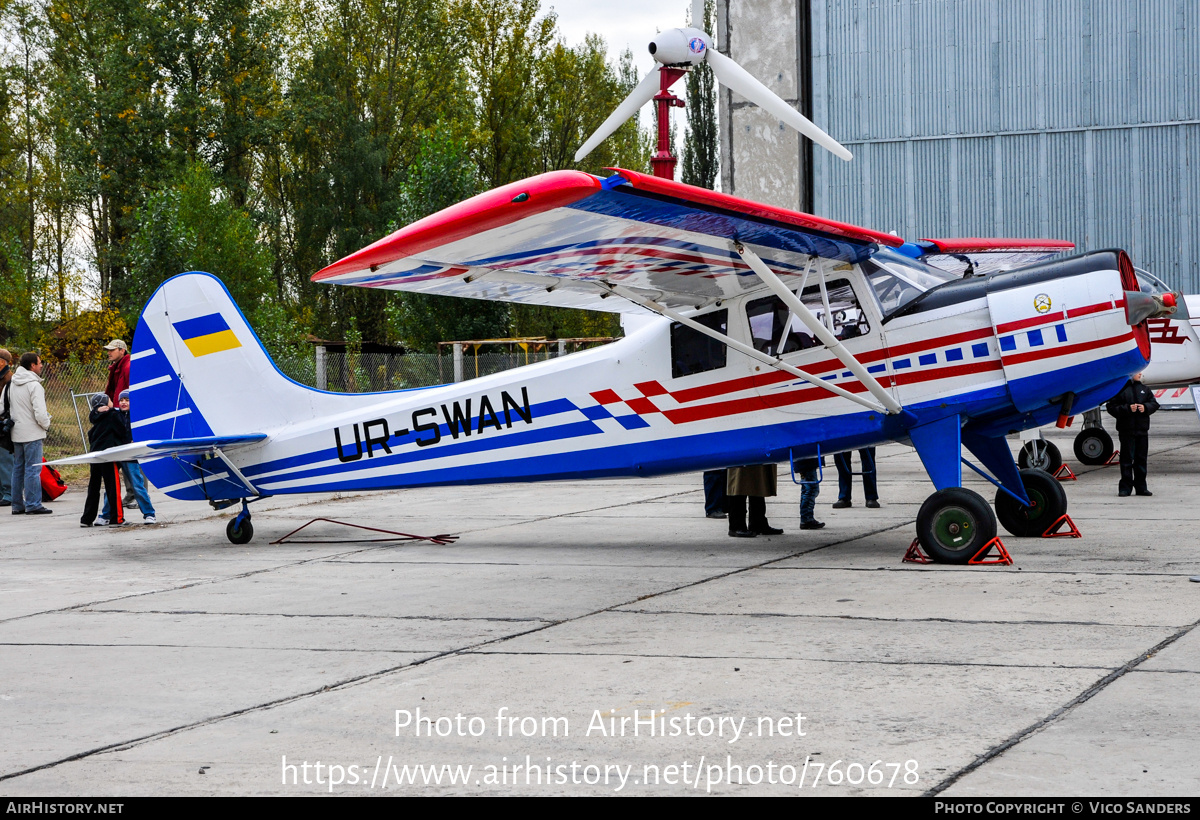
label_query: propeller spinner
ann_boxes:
[574,2,853,165]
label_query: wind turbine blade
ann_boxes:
[706,49,853,162]
[575,68,661,163]
[691,0,704,28]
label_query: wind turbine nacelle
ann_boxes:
[649,28,709,66]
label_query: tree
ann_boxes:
[680,0,717,190]
[461,0,555,187]
[385,129,509,351]
[126,162,272,324]
[277,0,472,343]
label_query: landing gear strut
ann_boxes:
[226,499,254,544]
[916,487,998,564]
[1018,439,1062,474]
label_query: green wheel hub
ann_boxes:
[931,505,976,549]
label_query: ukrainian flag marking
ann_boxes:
[173,313,242,357]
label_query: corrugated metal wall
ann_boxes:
[807,0,1200,292]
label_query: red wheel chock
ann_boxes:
[1042,514,1082,538]
[1104,450,1121,466]
[904,539,935,564]
[904,537,1012,566]
[1054,464,1077,481]
[968,537,1013,565]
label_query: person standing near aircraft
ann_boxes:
[726,464,782,537]
[831,448,879,509]
[702,469,726,518]
[0,349,14,507]
[97,390,156,525]
[80,394,127,527]
[796,457,824,530]
[7,352,52,515]
[1106,372,1158,497]
[103,339,136,507]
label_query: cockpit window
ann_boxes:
[671,309,728,378]
[746,278,870,356]
[862,250,956,316]
[1135,268,1170,295]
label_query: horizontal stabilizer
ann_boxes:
[46,434,267,466]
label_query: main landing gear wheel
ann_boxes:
[1073,428,1114,466]
[916,487,997,564]
[1018,439,1062,474]
[226,517,254,545]
[995,468,1068,537]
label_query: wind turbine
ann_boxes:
[574,0,853,180]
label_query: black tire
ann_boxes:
[916,487,998,564]
[1018,440,1062,474]
[996,468,1069,537]
[1073,428,1114,466]
[226,517,254,545]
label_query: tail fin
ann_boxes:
[130,271,331,438]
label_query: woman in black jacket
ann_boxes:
[1105,372,1159,497]
[80,394,132,526]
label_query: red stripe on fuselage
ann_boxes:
[1065,300,1115,319]
[1002,331,1135,366]
[663,359,1005,424]
[996,311,1065,334]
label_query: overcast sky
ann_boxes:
[543,0,694,78]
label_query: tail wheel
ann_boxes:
[226,517,254,545]
[1073,428,1114,466]
[916,488,997,564]
[1018,440,1062,474]
[996,468,1068,537]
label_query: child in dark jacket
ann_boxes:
[80,393,132,527]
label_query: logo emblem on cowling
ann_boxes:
[689,37,706,54]
[1033,294,1052,314]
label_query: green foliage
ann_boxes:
[126,162,272,323]
[386,129,509,351]
[681,0,718,190]
[3,0,644,351]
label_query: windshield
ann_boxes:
[861,250,957,316]
[1135,267,1171,295]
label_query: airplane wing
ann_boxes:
[917,238,1075,277]
[313,169,903,312]
[45,434,267,466]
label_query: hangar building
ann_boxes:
[717,0,1200,292]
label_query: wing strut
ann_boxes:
[211,447,259,496]
[601,282,891,413]
[734,243,903,415]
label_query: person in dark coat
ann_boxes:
[726,464,781,537]
[80,394,131,526]
[1105,372,1159,497]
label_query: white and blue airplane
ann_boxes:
[52,166,1168,561]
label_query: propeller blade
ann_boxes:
[575,68,661,163]
[706,49,853,162]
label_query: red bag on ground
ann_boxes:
[41,462,67,501]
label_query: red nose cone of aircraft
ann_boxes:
[1163,292,1177,308]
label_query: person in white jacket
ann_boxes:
[5,352,52,515]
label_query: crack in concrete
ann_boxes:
[465,649,1119,671]
[71,609,553,623]
[924,615,1200,796]
[610,608,1182,628]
